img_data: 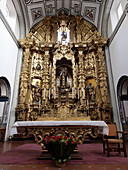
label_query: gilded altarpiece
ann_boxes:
[16,15,111,125]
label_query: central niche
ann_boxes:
[56,58,72,93]
[56,58,72,104]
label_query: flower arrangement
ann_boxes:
[42,135,79,167]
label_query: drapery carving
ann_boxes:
[16,15,111,123]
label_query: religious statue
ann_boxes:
[61,69,69,87]
[57,20,70,44]
[32,81,42,103]
[59,68,70,91]
[86,82,95,103]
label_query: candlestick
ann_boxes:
[87,99,89,116]
[87,100,89,108]
[72,87,74,99]
[43,88,45,100]
[83,87,85,99]
[39,100,41,108]
[78,87,79,99]
[49,88,50,100]
[54,87,56,99]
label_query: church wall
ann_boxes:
[0,20,18,85]
[103,1,128,131]
[108,15,128,124]
[109,15,128,90]
[0,12,20,140]
[107,1,127,38]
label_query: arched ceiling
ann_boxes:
[21,0,106,32]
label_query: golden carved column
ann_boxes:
[20,48,33,104]
[51,57,56,98]
[96,48,107,102]
[17,45,32,120]
[72,56,77,98]
[78,50,85,104]
[42,49,50,105]
[96,47,110,122]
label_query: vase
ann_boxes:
[54,160,67,168]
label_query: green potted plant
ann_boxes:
[42,135,79,167]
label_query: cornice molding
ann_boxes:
[0,10,20,48]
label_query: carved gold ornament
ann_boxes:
[17,15,111,124]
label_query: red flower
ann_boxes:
[71,141,74,145]
[52,136,56,139]
[65,141,68,145]
[64,136,68,140]
[55,136,60,141]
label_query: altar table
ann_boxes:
[13,121,108,144]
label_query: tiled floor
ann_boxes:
[0,140,128,170]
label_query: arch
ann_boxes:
[11,0,26,38]
[117,75,128,124]
[117,76,128,96]
[0,77,11,124]
[102,0,114,37]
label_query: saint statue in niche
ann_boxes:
[32,81,42,103]
[86,82,95,103]
[59,68,70,90]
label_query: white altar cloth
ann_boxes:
[13,121,109,135]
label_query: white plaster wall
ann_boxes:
[108,1,128,37]
[0,0,20,39]
[109,15,128,89]
[0,19,18,92]
[0,19,19,139]
[108,15,128,127]
[0,0,26,140]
